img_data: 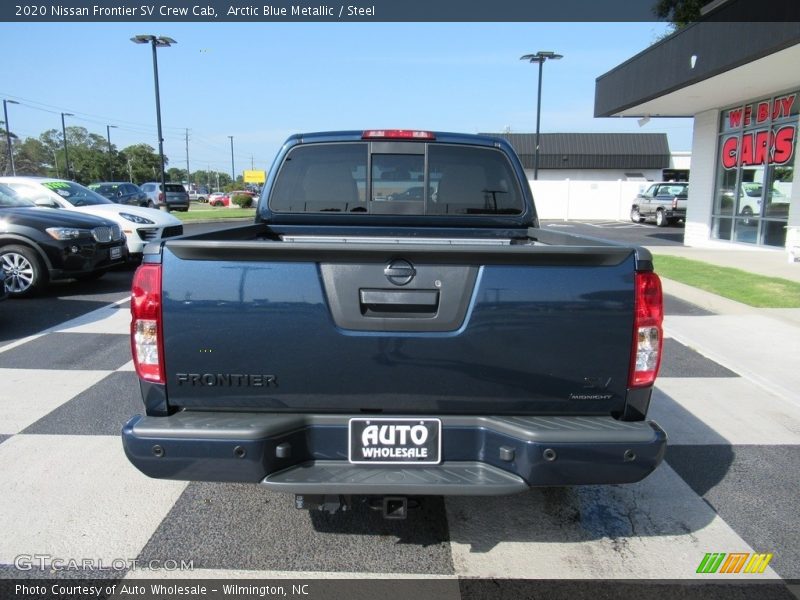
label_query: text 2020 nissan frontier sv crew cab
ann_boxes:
[123,130,666,518]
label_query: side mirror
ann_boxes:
[34,198,59,208]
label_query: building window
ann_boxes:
[712,91,797,247]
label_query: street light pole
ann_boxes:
[228,135,235,183]
[61,112,74,180]
[131,34,176,210]
[106,124,118,180]
[520,51,563,181]
[3,99,19,176]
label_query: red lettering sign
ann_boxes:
[720,126,796,169]
[778,95,795,119]
[722,136,738,169]
[726,94,797,130]
[772,126,795,165]
[757,102,770,123]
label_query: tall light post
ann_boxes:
[520,51,563,180]
[106,124,118,180]
[61,112,74,180]
[131,34,176,211]
[3,99,19,175]
[228,135,235,183]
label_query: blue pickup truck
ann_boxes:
[123,130,666,518]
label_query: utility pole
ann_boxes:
[251,155,254,170]
[61,112,74,179]
[228,135,235,183]
[3,99,19,176]
[106,124,117,180]
[185,128,191,190]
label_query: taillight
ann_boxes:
[672,198,678,209]
[362,130,435,140]
[629,271,663,387]
[159,192,165,202]
[131,264,164,383]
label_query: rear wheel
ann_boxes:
[630,206,645,223]
[147,200,156,209]
[656,209,668,227]
[0,245,48,297]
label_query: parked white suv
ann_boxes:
[736,182,790,219]
[0,177,184,258]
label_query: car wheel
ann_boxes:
[741,206,754,225]
[655,209,668,227]
[147,200,156,209]
[630,206,644,223]
[0,245,47,297]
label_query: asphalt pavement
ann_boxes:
[0,219,798,596]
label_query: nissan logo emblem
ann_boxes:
[384,259,416,286]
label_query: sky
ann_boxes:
[0,22,694,177]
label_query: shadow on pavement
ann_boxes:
[0,268,134,345]
[303,389,733,554]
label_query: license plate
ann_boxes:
[110,247,122,260]
[348,418,441,465]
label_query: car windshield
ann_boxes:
[0,183,35,208]
[41,181,114,206]
[88,184,119,198]
[164,184,185,193]
[742,183,762,197]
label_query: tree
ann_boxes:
[192,169,232,191]
[654,0,712,27]
[64,127,113,184]
[13,138,52,176]
[167,167,187,183]
[120,143,168,185]
[35,126,112,183]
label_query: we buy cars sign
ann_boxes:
[721,93,797,169]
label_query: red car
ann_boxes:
[209,190,256,208]
[207,192,228,207]
[212,190,257,208]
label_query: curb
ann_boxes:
[178,217,255,225]
[659,277,756,316]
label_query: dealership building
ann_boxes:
[595,6,800,253]
[484,132,689,182]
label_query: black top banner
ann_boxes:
[2,0,798,23]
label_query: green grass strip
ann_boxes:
[175,208,257,222]
[653,254,800,308]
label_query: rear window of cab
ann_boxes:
[269,142,524,216]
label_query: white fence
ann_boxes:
[529,180,646,221]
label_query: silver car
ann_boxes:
[139,182,190,212]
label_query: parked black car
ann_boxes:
[88,182,149,207]
[0,183,128,297]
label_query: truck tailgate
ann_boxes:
[159,240,637,416]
